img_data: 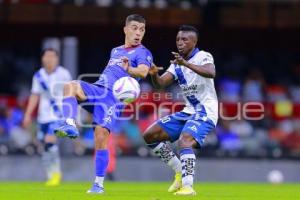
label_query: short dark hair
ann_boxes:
[126,14,146,25]
[41,48,59,57]
[178,25,199,38]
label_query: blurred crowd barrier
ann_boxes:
[0,1,300,28]
[1,76,300,159]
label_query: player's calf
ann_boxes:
[143,125,182,192]
[89,126,110,193]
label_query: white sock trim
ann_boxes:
[180,154,196,160]
[95,176,104,187]
[152,142,165,152]
[66,118,76,127]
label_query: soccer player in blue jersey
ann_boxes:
[54,14,153,194]
[143,25,218,195]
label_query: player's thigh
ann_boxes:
[65,81,87,101]
[77,81,105,102]
[143,122,171,143]
[92,87,121,133]
[180,119,215,148]
[155,113,188,142]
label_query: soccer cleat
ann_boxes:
[168,172,182,192]
[45,172,62,186]
[174,186,196,196]
[54,121,79,139]
[87,183,104,194]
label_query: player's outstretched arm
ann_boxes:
[171,52,216,78]
[184,62,215,78]
[127,64,149,79]
[121,57,149,78]
[149,63,174,89]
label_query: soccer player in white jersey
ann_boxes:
[23,48,72,186]
[143,25,218,195]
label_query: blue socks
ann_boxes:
[94,149,109,188]
[95,149,109,177]
[62,97,78,119]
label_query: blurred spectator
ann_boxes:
[218,77,242,103]
[268,120,292,145]
[266,85,289,102]
[281,120,300,155]
[290,85,300,103]
[216,120,242,152]
[0,105,10,140]
[242,69,266,102]
[120,119,144,149]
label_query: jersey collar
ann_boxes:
[186,48,200,60]
[122,44,142,51]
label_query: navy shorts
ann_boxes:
[79,81,123,131]
[157,111,215,147]
[37,121,61,141]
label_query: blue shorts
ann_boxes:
[37,121,61,141]
[79,81,123,132]
[157,111,215,148]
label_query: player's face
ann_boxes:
[42,51,59,72]
[176,31,197,56]
[124,21,146,47]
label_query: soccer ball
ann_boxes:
[267,170,284,184]
[113,76,140,104]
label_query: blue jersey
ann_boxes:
[95,45,153,89]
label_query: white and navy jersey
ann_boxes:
[31,66,72,123]
[167,49,218,125]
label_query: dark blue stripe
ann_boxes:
[173,48,208,117]
[146,143,159,149]
[186,95,200,107]
[174,64,187,85]
[186,48,200,60]
[35,71,62,118]
[180,148,194,155]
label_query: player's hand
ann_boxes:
[22,115,32,129]
[121,56,129,71]
[149,63,163,76]
[171,52,188,66]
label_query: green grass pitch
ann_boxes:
[0,182,299,200]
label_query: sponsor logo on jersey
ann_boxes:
[108,58,123,67]
[128,50,135,54]
[182,85,197,92]
[189,125,198,132]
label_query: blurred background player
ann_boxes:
[143,25,218,195]
[23,48,72,186]
[54,14,153,194]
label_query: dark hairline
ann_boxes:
[125,14,146,25]
[41,48,59,57]
[178,25,199,39]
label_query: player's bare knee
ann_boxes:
[178,134,195,149]
[143,130,156,144]
[95,128,109,140]
[94,127,110,148]
[63,81,76,97]
[45,134,57,143]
